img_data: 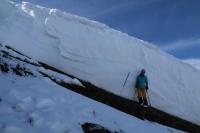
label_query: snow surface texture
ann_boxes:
[0,46,182,133]
[184,59,200,70]
[0,0,200,125]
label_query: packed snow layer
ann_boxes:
[0,0,200,125]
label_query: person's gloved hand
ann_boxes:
[145,86,149,90]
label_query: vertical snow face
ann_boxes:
[0,1,200,125]
[0,0,15,20]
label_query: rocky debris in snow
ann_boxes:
[0,62,9,73]
[12,63,34,77]
[0,45,35,77]
[82,123,119,133]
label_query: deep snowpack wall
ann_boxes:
[0,0,200,125]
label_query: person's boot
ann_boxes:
[138,97,143,105]
[143,99,148,107]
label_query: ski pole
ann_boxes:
[146,90,151,106]
[123,72,130,87]
[120,72,130,95]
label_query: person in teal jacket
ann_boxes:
[135,69,149,106]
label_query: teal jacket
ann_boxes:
[135,74,148,89]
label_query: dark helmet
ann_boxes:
[141,69,146,74]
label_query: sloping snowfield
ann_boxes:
[0,0,200,125]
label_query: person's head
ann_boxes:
[140,69,146,75]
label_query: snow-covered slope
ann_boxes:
[0,0,200,125]
[0,45,181,133]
